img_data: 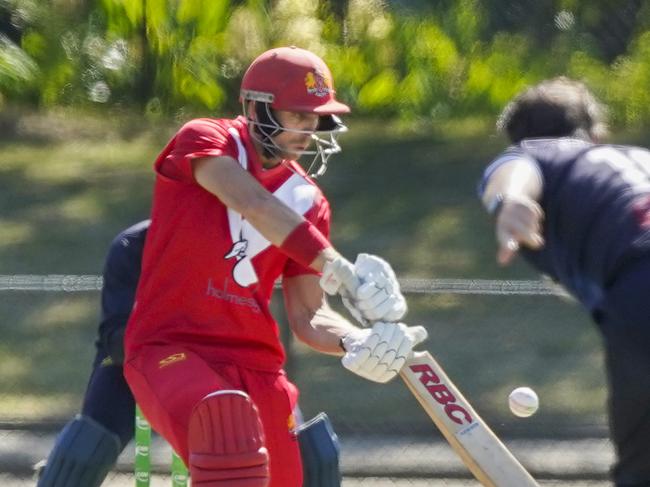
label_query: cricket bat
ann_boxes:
[400,351,539,487]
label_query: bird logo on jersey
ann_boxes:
[224,237,258,287]
[305,70,332,98]
[224,239,249,261]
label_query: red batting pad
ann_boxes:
[188,390,269,486]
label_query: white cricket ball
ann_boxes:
[508,387,539,418]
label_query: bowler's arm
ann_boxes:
[480,158,545,265]
[480,158,544,211]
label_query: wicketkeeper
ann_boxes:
[36,220,147,486]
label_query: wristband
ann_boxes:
[280,221,330,268]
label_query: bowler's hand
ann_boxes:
[495,195,545,265]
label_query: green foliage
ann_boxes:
[463,33,534,114]
[0,35,38,102]
[607,32,650,126]
[3,1,650,127]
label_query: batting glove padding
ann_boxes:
[341,322,428,383]
[319,256,358,296]
[345,254,407,324]
[320,254,407,326]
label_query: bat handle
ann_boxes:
[404,350,426,367]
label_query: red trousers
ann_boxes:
[124,344,302,486]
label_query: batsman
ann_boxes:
[123,46,427,487]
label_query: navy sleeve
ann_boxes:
[98,221,149,364]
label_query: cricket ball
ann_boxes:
[508,386,539,418]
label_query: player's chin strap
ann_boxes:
[243,100,347,178]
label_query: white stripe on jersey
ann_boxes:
[225,128,318,287]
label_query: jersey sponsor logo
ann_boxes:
[158,352,187,369]
[304,70,332,97]
[409,363,473,425]
[206,277,262,313]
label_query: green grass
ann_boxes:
[0,108,637,435]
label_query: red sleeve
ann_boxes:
[282,196,331,278]
[157,119,238,183]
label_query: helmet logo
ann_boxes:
[305,70,332,98]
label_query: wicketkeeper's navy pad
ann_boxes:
[37,414,121,487]
[297,412,341,487]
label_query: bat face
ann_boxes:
[408,362,474,426]
[401,351,539,487]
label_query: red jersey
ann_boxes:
[124,116,331,371]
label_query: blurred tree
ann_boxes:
[137,0,153,105]
[0,0,41,105]
[0,0,24,44]
[2,0,650,127]
[566,0,645,62]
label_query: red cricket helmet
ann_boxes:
[240,46,349,177]
[240,46,350,116]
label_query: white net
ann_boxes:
[0,275,568,296]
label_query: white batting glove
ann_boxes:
[343,254,407,325]
[320,256,366,322]
[341,322,428,383]
[320,254,407,325]
[320,256,358,296]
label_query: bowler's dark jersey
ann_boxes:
[481,138,650,310]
